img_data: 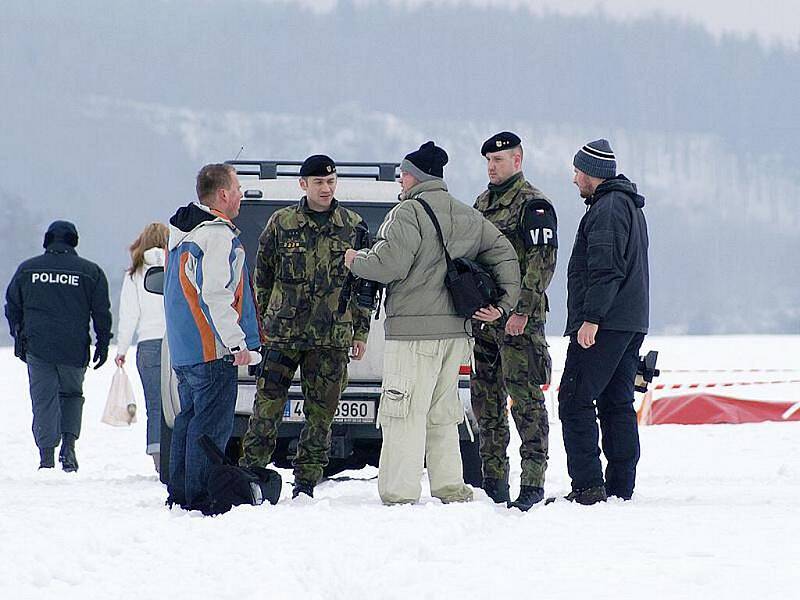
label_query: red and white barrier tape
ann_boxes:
[652,379,800,391]
[541,379,800,392]
[659,368,800,374]
[551,368,800,374]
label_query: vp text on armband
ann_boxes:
[529,228,554,245]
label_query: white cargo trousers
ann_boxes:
[377,338,474,505]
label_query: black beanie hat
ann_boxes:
[43,220,79,248]
[402,141,449,179]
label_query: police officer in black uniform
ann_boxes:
[5,221,112,471]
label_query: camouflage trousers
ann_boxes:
[240,346,349,485]
[470,322,551,487]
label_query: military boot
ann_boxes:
[59,433,79,473]
[39,447,55,469]
[564,485,607,505]
[481,477,510,504]
[507,486,544,511]
[292,481,314,499]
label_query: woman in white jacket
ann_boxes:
[114,223,168,473]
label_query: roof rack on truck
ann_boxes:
[226,160,400,182]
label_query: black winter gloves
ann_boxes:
[93,345,108,370]
[13,333,27,363]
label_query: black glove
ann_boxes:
[13,333,27,363]
[93,345,109,370]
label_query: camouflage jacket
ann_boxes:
[474,173,557,325]
[256,198,371,349]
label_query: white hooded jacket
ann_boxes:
[116,247,166,355]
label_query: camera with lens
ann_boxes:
[634,350,660,393]
[339,222,383,315]
[353,276,383,312]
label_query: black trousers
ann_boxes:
[557,330,645,498]
[26,353,86,449]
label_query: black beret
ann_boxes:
[481,131,522,156]
[299,154,336,177]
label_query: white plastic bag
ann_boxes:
[101,366,138,427]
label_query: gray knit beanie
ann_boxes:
[573,139,616,179]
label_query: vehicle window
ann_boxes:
[342,202,394,235]
[234,199,395,275]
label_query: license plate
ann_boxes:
[283,399,376,424]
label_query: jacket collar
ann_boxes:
[296,197,345,228]
[586,174,645,208]
[44,243,77,255]
[168,202,239,251]
[475,171,527,211]
[198,202,240,232]
[487,170,523,195]
[484,171,525,209]
[401,178,448,200]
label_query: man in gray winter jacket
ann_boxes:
[345,141,520,505]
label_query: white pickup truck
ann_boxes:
[154,160,481,485]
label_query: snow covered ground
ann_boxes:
[1,337,798,600]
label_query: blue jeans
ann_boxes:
[135,339,162,455]
[167,358,237,508]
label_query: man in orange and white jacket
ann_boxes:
[163,163,261,512]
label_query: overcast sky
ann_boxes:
[1,0,797,334]
[260,0,799,47]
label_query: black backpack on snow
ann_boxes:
[415,198,500,319]
[199,435,282,515]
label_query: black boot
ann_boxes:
[292,481,314,499]
[59,433,79,473]
[564,485,607,505]
[39,447,55,469]
[482,477,510,504]
[605,483,633,501]
[508,486,544,511]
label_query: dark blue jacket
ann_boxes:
[5,222,112,368]
[565,175,649,336]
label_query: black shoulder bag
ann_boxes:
[415,198,499,319]
[198,434,282,515]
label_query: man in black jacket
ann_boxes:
[5,221,112,471]
[558,140,649,504]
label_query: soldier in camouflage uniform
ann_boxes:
[471,132,558,511]
[240,155,371,499]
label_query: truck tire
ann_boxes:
[323,440,381,477]
[271,438,294,469]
